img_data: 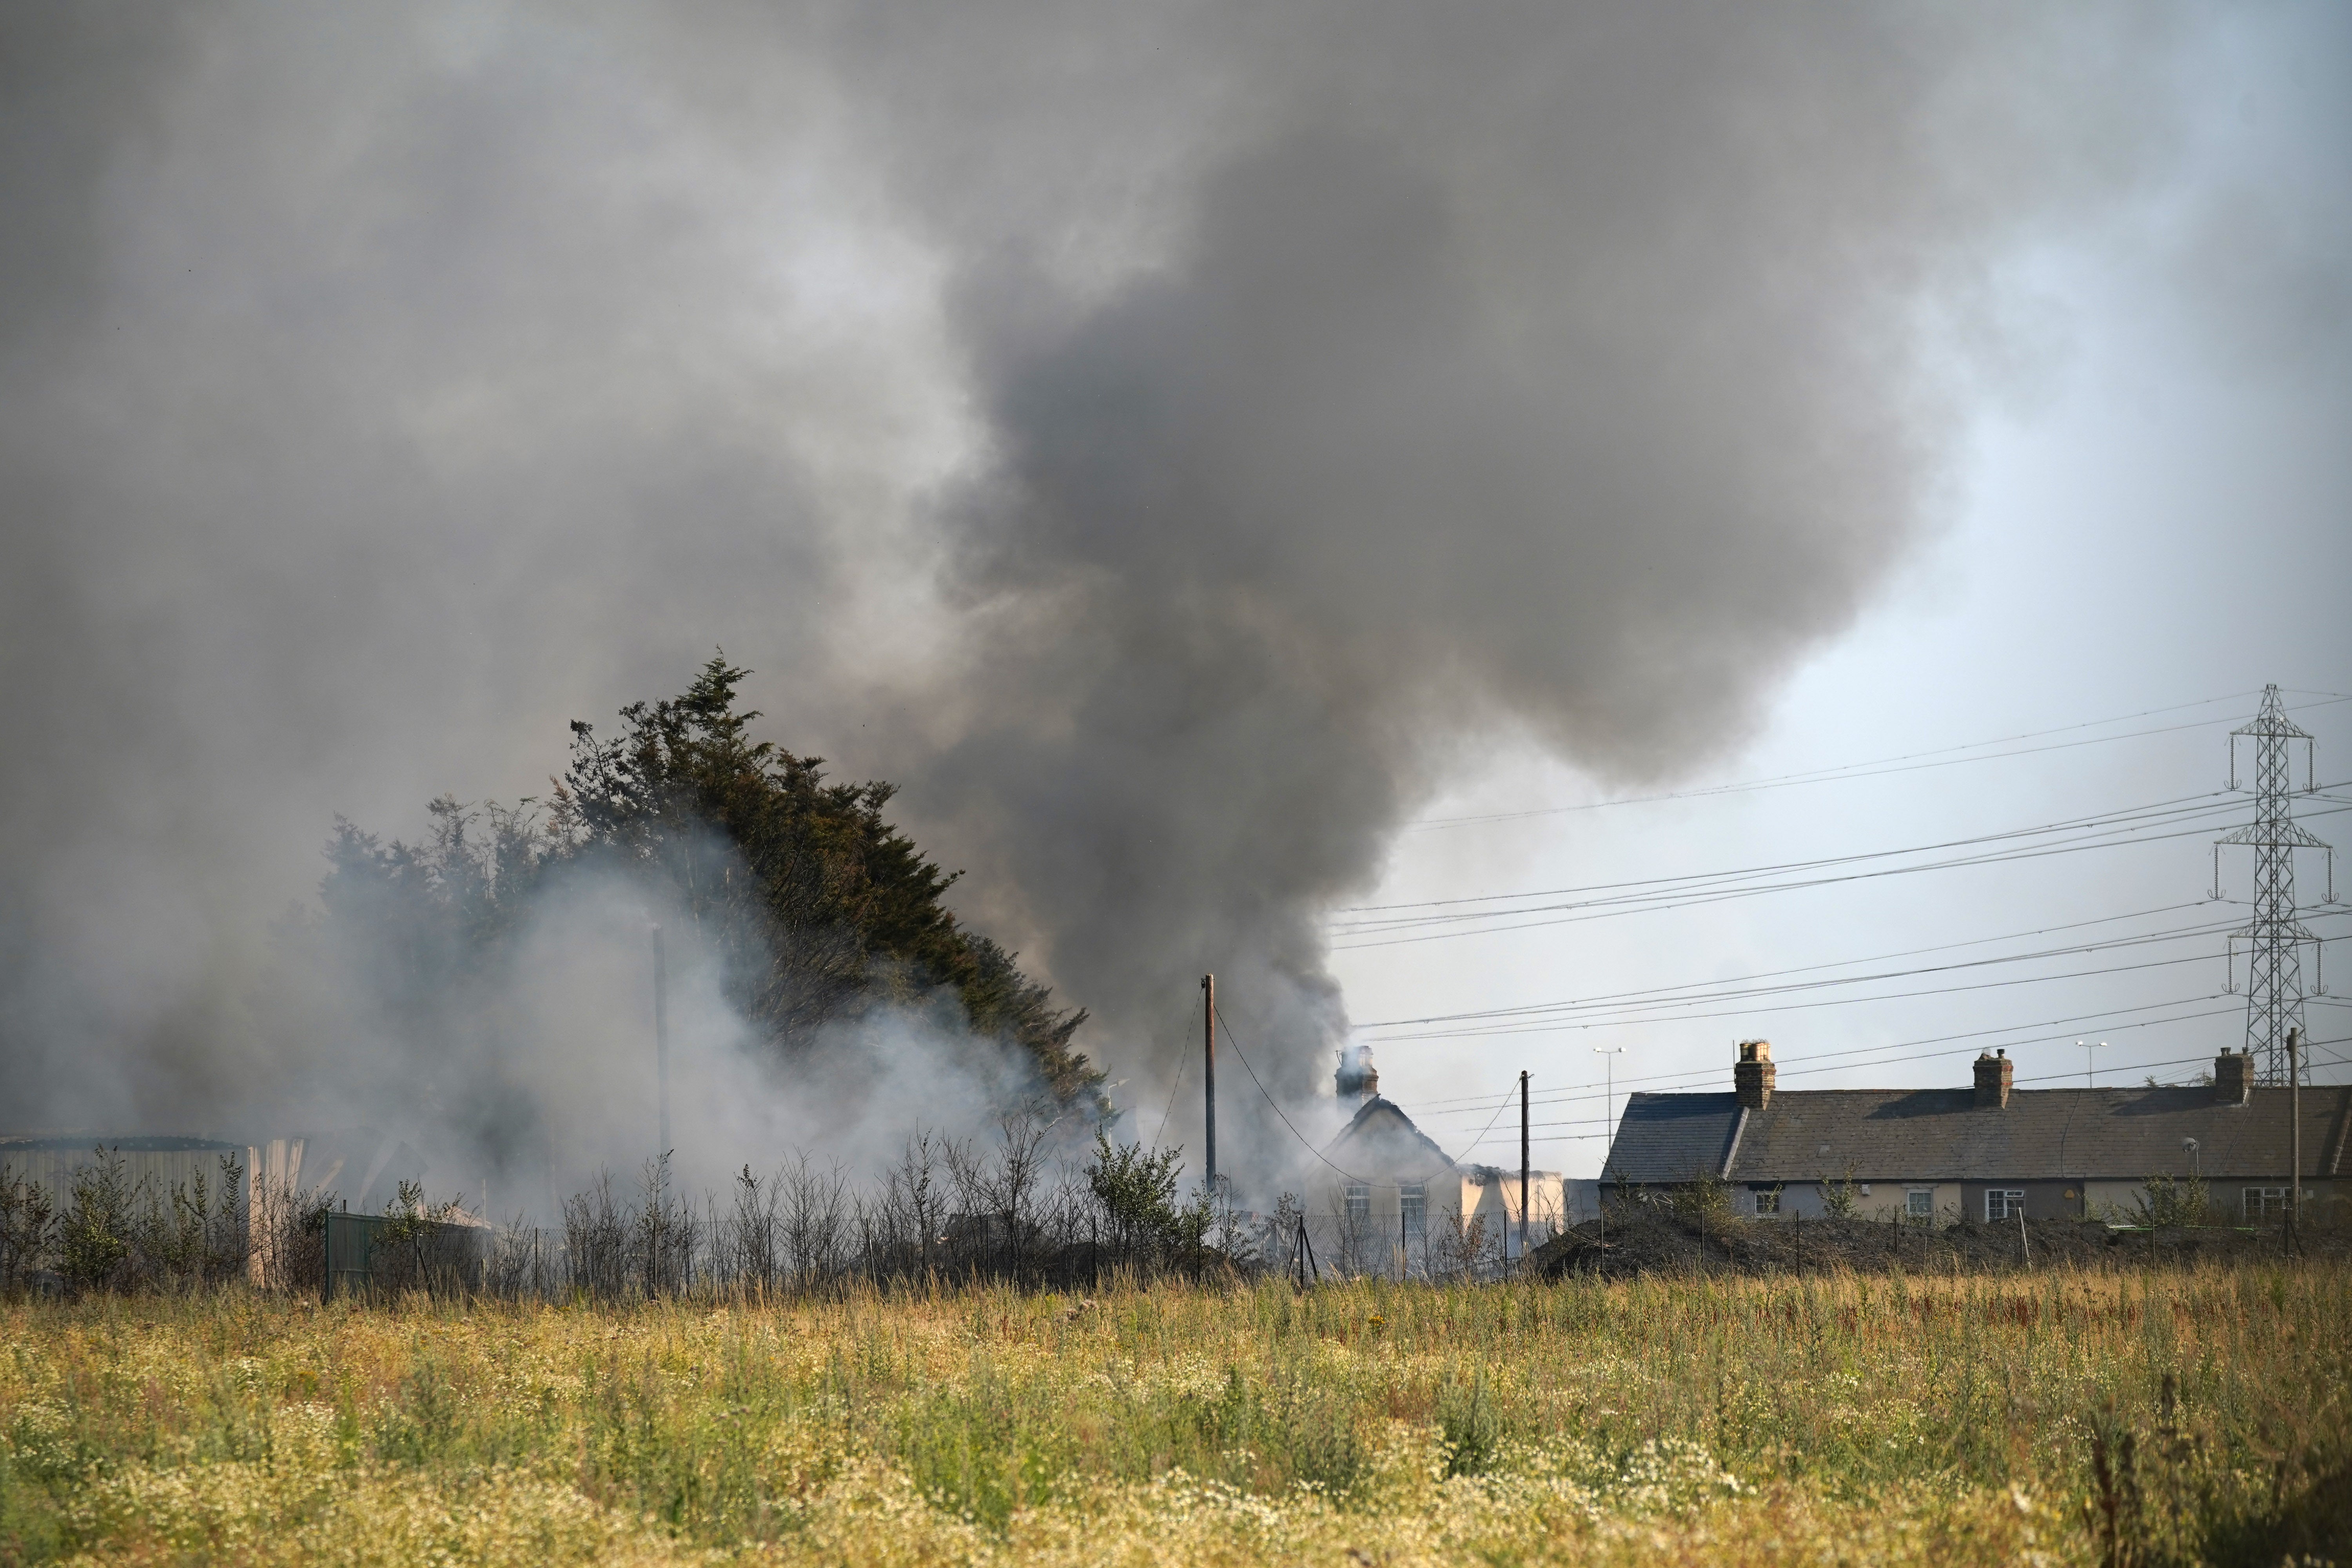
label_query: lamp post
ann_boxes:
[1594,1046,1625,1247]
[1593,1047,1625,1139]
[2076,1038,2107,1088]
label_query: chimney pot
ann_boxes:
[1973,1050,2013,1109]
[2213,1048,2252,1106]
[1734,1039,1775,1109]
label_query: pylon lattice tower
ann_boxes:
[2214,684,2332,1085]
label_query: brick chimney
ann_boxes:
[1734,1040,1775,1109]
[2213,1048,2252,1106]
[1973,1049,2013,1109]
[1334,1043,1379,1101]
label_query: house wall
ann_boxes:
[1951,1181,2080,1223]
[1744,1181,1967,1223]
[1320,1171,1570,1276]
[2083,1177,2350,1224]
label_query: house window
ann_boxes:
[1985,1190,2025,1222]
[1753,1188,1780,1215]
[1344,1184,1371,1225]
[2243,1187,2288,1223]
[1399,1183,1426,1233]
[1906,1190,1934,1220]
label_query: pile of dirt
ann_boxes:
[1528,1201,2345,1281]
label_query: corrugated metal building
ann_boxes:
[0,1134,246,1212]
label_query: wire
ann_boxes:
[1212,1010,1377,1187]
[1150,997,1192,1150]
[1401,994,2234,1113]
[1455,1083,1520,1167]
[1367,951,2228,1042]
[1439,1004,2240,1140]
[1357,910,2276,1033]
[1336,802,2350,951]
[1344,789,2342,931]
[1350,789,2239,916]
[1408,692,2351,830]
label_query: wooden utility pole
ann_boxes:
[1201,974,1217,1200]
[652,924,670,1158]
[1518,1071,1530,1267]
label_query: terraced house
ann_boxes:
[1603,1040,2350,1226]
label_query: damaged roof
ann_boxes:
[1325,1096,1471,1178]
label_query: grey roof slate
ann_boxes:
[1602,1092,1743,1183]
[1605,1084,2352,1184]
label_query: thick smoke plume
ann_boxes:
[0,3,2258,1193]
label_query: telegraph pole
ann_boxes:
[1518,1070,1530,1266]
[1201,974,1217,1199]
[652,924,670,1158]
[2216,686,2332,1083]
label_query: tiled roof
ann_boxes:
[1604,1085,2351,1184]
[1602,1093,1743,1183]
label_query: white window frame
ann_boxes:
[1985,1189,2025,1222]
[2243,1187,2288,1223]
[1399,1182,1426,1234]
[1343,1183,1371,1225]
[1753,1187,1780,1216]
[1906,1189,1934,1220]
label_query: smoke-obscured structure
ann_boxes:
[0,3,2306,1202]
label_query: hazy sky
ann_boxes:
[0,2,2344,1191]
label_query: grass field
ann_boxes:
[2,1262,2345,1566]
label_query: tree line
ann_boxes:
[305,655,1105,1112]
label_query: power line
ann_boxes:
[1367,950,2243,1044]
[1465,1009,2241,1137]
[1349,789,2239,916]
[1370,916,2348,1042]
[1345,788,2331,927]
[1401,993,2238,1113]
[1356,909,2276,1033]
[1334,800,2350,951]
[1408,693,2351,831]
[1210,1009,1377,1187]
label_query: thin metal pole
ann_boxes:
[1201,975,1216,1200]
[653,924,670,1158]
[1518,1070,1530,1267]
[2288,1025,2302,1250]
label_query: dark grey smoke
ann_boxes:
[0,2,2297,1189]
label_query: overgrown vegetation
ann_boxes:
[302,655,1103,1113]
[0,1263,2343,1565]
[1,1149,247,1296]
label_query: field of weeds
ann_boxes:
[3,1263,2346,1567]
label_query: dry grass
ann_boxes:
[2,1261,2345,1565]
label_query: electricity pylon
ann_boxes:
[2214,685,2332,1085]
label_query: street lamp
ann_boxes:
[2181,1136,2200,1183]
[1594,1046,1625,1139]
[1594,1045,1626,1245]
[2076,1038,2107,1088]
